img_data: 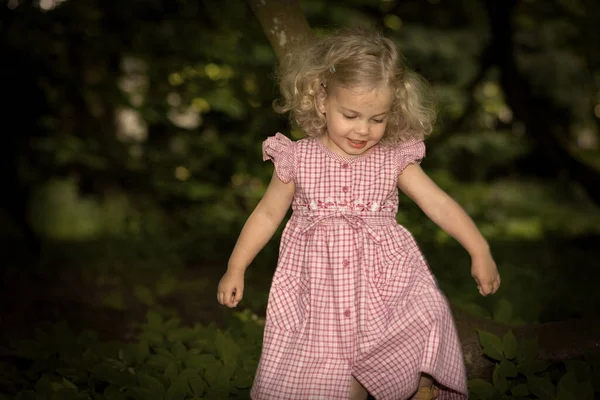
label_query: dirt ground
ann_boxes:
[0,257,234,349]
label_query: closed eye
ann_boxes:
[372,119,384,123]
[343,114,357,120]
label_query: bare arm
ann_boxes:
[228,171,295,273]
[218,171,295,307]
[398,164,500,295]
[398,164,489,257]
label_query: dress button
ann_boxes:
[342,186,349,193]
[343,260,350,267]
[342,163,349,169]
[343,309,351,318]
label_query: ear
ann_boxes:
[316,86,328,114]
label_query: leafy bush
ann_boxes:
[0,310,264,399]
[469,330,600,400]
[3,312,600,400]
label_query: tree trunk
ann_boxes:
[246,0,313,60]
[451,305,600,378]
[483,0,600,206]
[245,0,600,379]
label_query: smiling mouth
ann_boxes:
[348,139,367,149]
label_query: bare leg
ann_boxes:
[410,374,439,399]
[350,377,368,400]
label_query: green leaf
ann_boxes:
[527,376,555,400]
[231,370,254,389]
[156,274,178,297]
[165,363,179,383]
[468,378,496,399]
[502,331,518,360]
[187,374,207,397]
[221,361,237,382]
[147,310,163,329]
[493,297,513,323]
[531,359,550,374]
[139,331,163,345]
[461,302,491,318]
[50,388,86,400]
[167,328,200,343]
[204,362,223,387]
[89,365,136,387]
[134,285,154,306]
[510,383,529,396]
[555,371,593,400]
[120,345,137,366]
[497,359,518,378]
[215,331,240,366]
[126,387,163,400]
[186,354,218,370]
[555,388,578,400]
[477,330,504,361]
[492,367,508,394]
[15,391,37,400]
[135,341,150,364]
[517,337,538,364]
[103,291,126,310]
[56,367,87,383]
[147,354,172,369]
[155,348,174,358]
[171,342,187,360]
[61,378,77,390]
[104,385,126,400]
[138,372,166,396]
[564,360,591,382]
[557,371,578,395]
[166,376,191,400]
[35,375,54,393]
[164,318,182,331]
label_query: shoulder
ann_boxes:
[390,138,426,175]
[391,138,426,157]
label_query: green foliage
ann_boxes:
[469,330,599,399]
[0,310,264,400]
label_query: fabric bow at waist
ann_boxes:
[296,212,395,244]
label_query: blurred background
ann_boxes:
[0,0,599,397]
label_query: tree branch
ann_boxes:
[452,305,600,378]
[245,0,314,60]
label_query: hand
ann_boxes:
[217,270,245,308]
[471,252,501,296]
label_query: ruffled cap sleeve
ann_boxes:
[262,133,297,183]
[396,138,426,176]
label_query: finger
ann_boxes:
[217,291,223,305]
[480,283,493,296]
[225,289,237,308]
[232,288,243,307]
[228,288,237,307]
[490,276,500,294]
[234,294,243,307]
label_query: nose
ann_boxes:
[355,120,370,136]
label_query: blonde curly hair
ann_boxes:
[273,26,435,145]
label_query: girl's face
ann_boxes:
[318,84,394,159]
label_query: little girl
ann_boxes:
[218,27,500,400]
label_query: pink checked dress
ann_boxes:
[251,133,467,400]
